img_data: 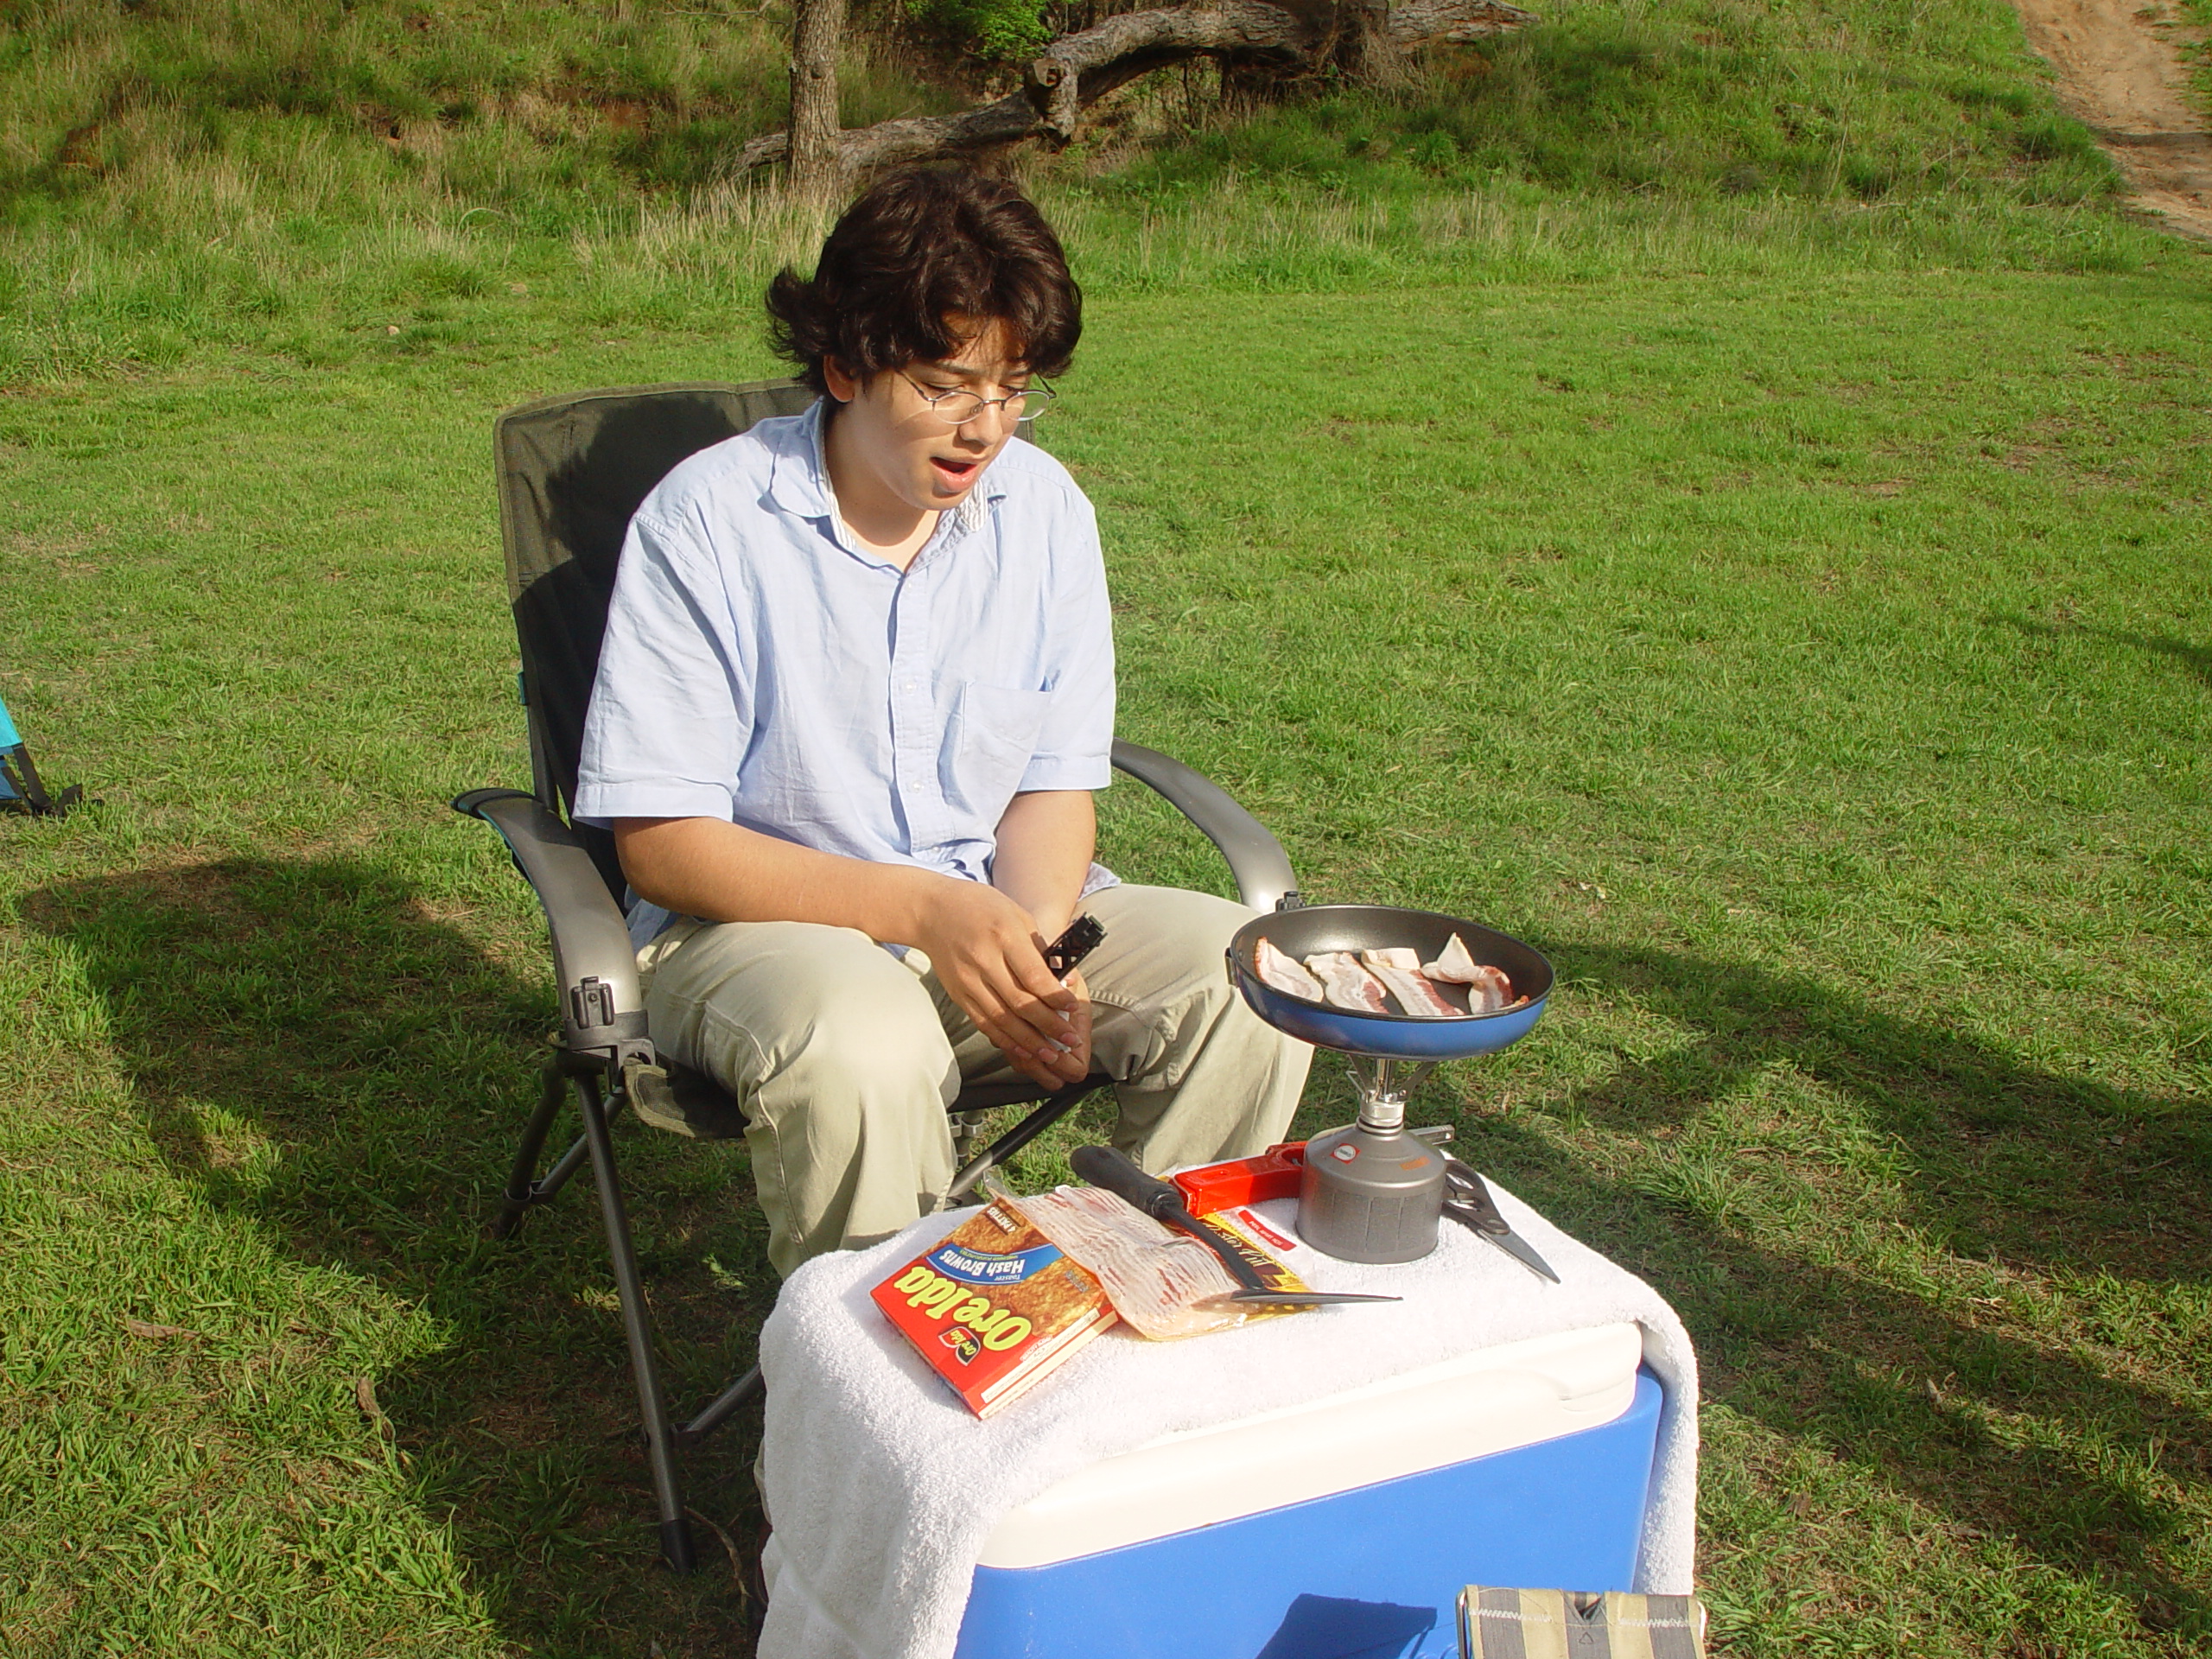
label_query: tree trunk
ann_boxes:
[738,0,1535,180]
[788,0,848,196]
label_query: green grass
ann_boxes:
[5,249,2209,1654]
[1099,0,2114,204]
[0,0,955,210]
[2170,0,2212,119]
[4,0,2211,1650]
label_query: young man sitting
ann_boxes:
[574,168,1310,1277]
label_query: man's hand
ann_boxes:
[915,880,1092,1090]
[613,805,1098,1089]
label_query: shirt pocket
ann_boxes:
[948,682,1053,818]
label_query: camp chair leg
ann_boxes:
[531,1129,594,1208]
[492,1061,570,1238]
[493,1058,632,1238]
[0,740,84,818]
[946,1081,1102,1201]
[576,1068,698,1574]
[678,1363,765,1445]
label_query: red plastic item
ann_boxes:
[1173,1141,1309,1217]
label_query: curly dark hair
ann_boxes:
[766,168,1081,397]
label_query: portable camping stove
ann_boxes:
[1226,906,1554,1264]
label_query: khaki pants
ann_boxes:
[639,883,1313,1275]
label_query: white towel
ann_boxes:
[756,1182,1700,1659]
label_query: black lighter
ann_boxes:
[1042,913,1107,978]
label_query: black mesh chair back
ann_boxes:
[495,379,817,896]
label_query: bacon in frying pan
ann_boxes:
[1421,933,1516,1013]
[1303,951,1393,1014]
[1255,938,1326,1001]
[1359,947,1462,1018]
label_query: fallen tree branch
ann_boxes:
[731,0,1535,175]
[1382,0,1534,41]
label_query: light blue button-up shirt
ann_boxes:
[574,400,1116,946]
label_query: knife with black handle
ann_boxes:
[1068,1144,1401,1307]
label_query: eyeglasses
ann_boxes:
[899,371,1057,426]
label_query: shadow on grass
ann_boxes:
[23,855,772,1659]
[1988,613,2212,693]
[1554,941,2210,1285]
[1398,936,2211,1645]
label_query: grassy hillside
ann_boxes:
[2,0,2116,215]
[0,0,2157,389]
[3,0,830,209]
[1105,0,2114,202]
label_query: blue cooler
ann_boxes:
[954,1323,1661,1659]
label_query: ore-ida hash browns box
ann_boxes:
[871,1197,1117,1418]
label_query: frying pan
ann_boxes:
[1227,905,1554,1059]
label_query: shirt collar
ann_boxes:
[767,394,1010,537]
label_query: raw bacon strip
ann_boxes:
[1014,1183,1245,1341]
[1459,970,1516,1014]
[1359,947,1462,1018]
[1421,933,1484,981]
[1421,934,1517,1013]
[1303,951,1392,1014]
[1255,938,1326,1002]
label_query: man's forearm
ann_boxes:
[613,816,944,944]
[991,790,1096,943]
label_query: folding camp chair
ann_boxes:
[454,380,1300,1572]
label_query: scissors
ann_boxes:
[1442,1160,1560,1282]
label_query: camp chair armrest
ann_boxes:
[453,789,652,1060]
[1109,741,1300,912]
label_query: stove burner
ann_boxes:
[1226,906,1554,1263]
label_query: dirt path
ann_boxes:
[2010,0,2212,239]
